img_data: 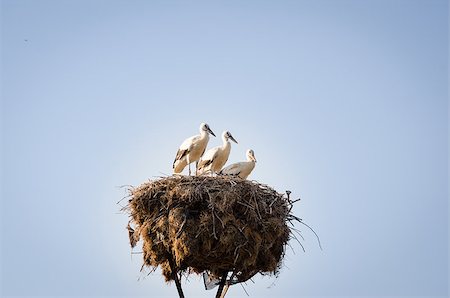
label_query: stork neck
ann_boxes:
[222,137,230,148]
[222,140,231,156]
[200,130,209,140]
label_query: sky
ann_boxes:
[0,0,448,297]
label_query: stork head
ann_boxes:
[200,123,216,137]
[247,149,257,162]
[223,131,238,144]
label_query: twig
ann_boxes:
[236,200,254,210]
[176,213,187,238]
[291,198,301,204]
[211,206,218,240]
[290,226,305,241]
[298,220,323,250]
[268,196,279,208]
[214,210,225,228]
[251,193,262,220]
[240,283,250,296]
[289,233,305,252]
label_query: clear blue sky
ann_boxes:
[1,0,448,297]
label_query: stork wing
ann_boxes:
[174,148,188,163]
[179,135,200,150]
[173,135,200,167]
[197,147,219,169]
[220,162,244,176]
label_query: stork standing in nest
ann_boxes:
[219,149,257,179]
[197,131,237,176]
[173,122,216,175]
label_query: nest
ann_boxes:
[125,175,300,284]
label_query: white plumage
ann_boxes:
[197,131,238,175]
[219,149,257,179]
[173,123,216,175]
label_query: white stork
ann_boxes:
[173,123,216,175]
[219,149,257,179]
[196,131,237,175]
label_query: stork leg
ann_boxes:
[186,156,191,176]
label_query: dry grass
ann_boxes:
[124,175,304,284]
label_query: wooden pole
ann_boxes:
[220,272,236,298]
[168,256,185,298]
[215,271,228,298]
[220,284,230,298]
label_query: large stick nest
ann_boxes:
[125,175,298,283]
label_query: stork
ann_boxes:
[219,149,257,179]
[173,122,216,175]
[196,131,237,175]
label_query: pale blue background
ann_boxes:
[1,0,448,297]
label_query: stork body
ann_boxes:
[173,123,215,175]
[197,131,237,175]
[220,149,257,179]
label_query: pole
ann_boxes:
[220,284,230,298]
[215,271,228,298]
[168,256,185,298]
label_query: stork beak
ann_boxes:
[229,135,238,144]
[208,128,216,137]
